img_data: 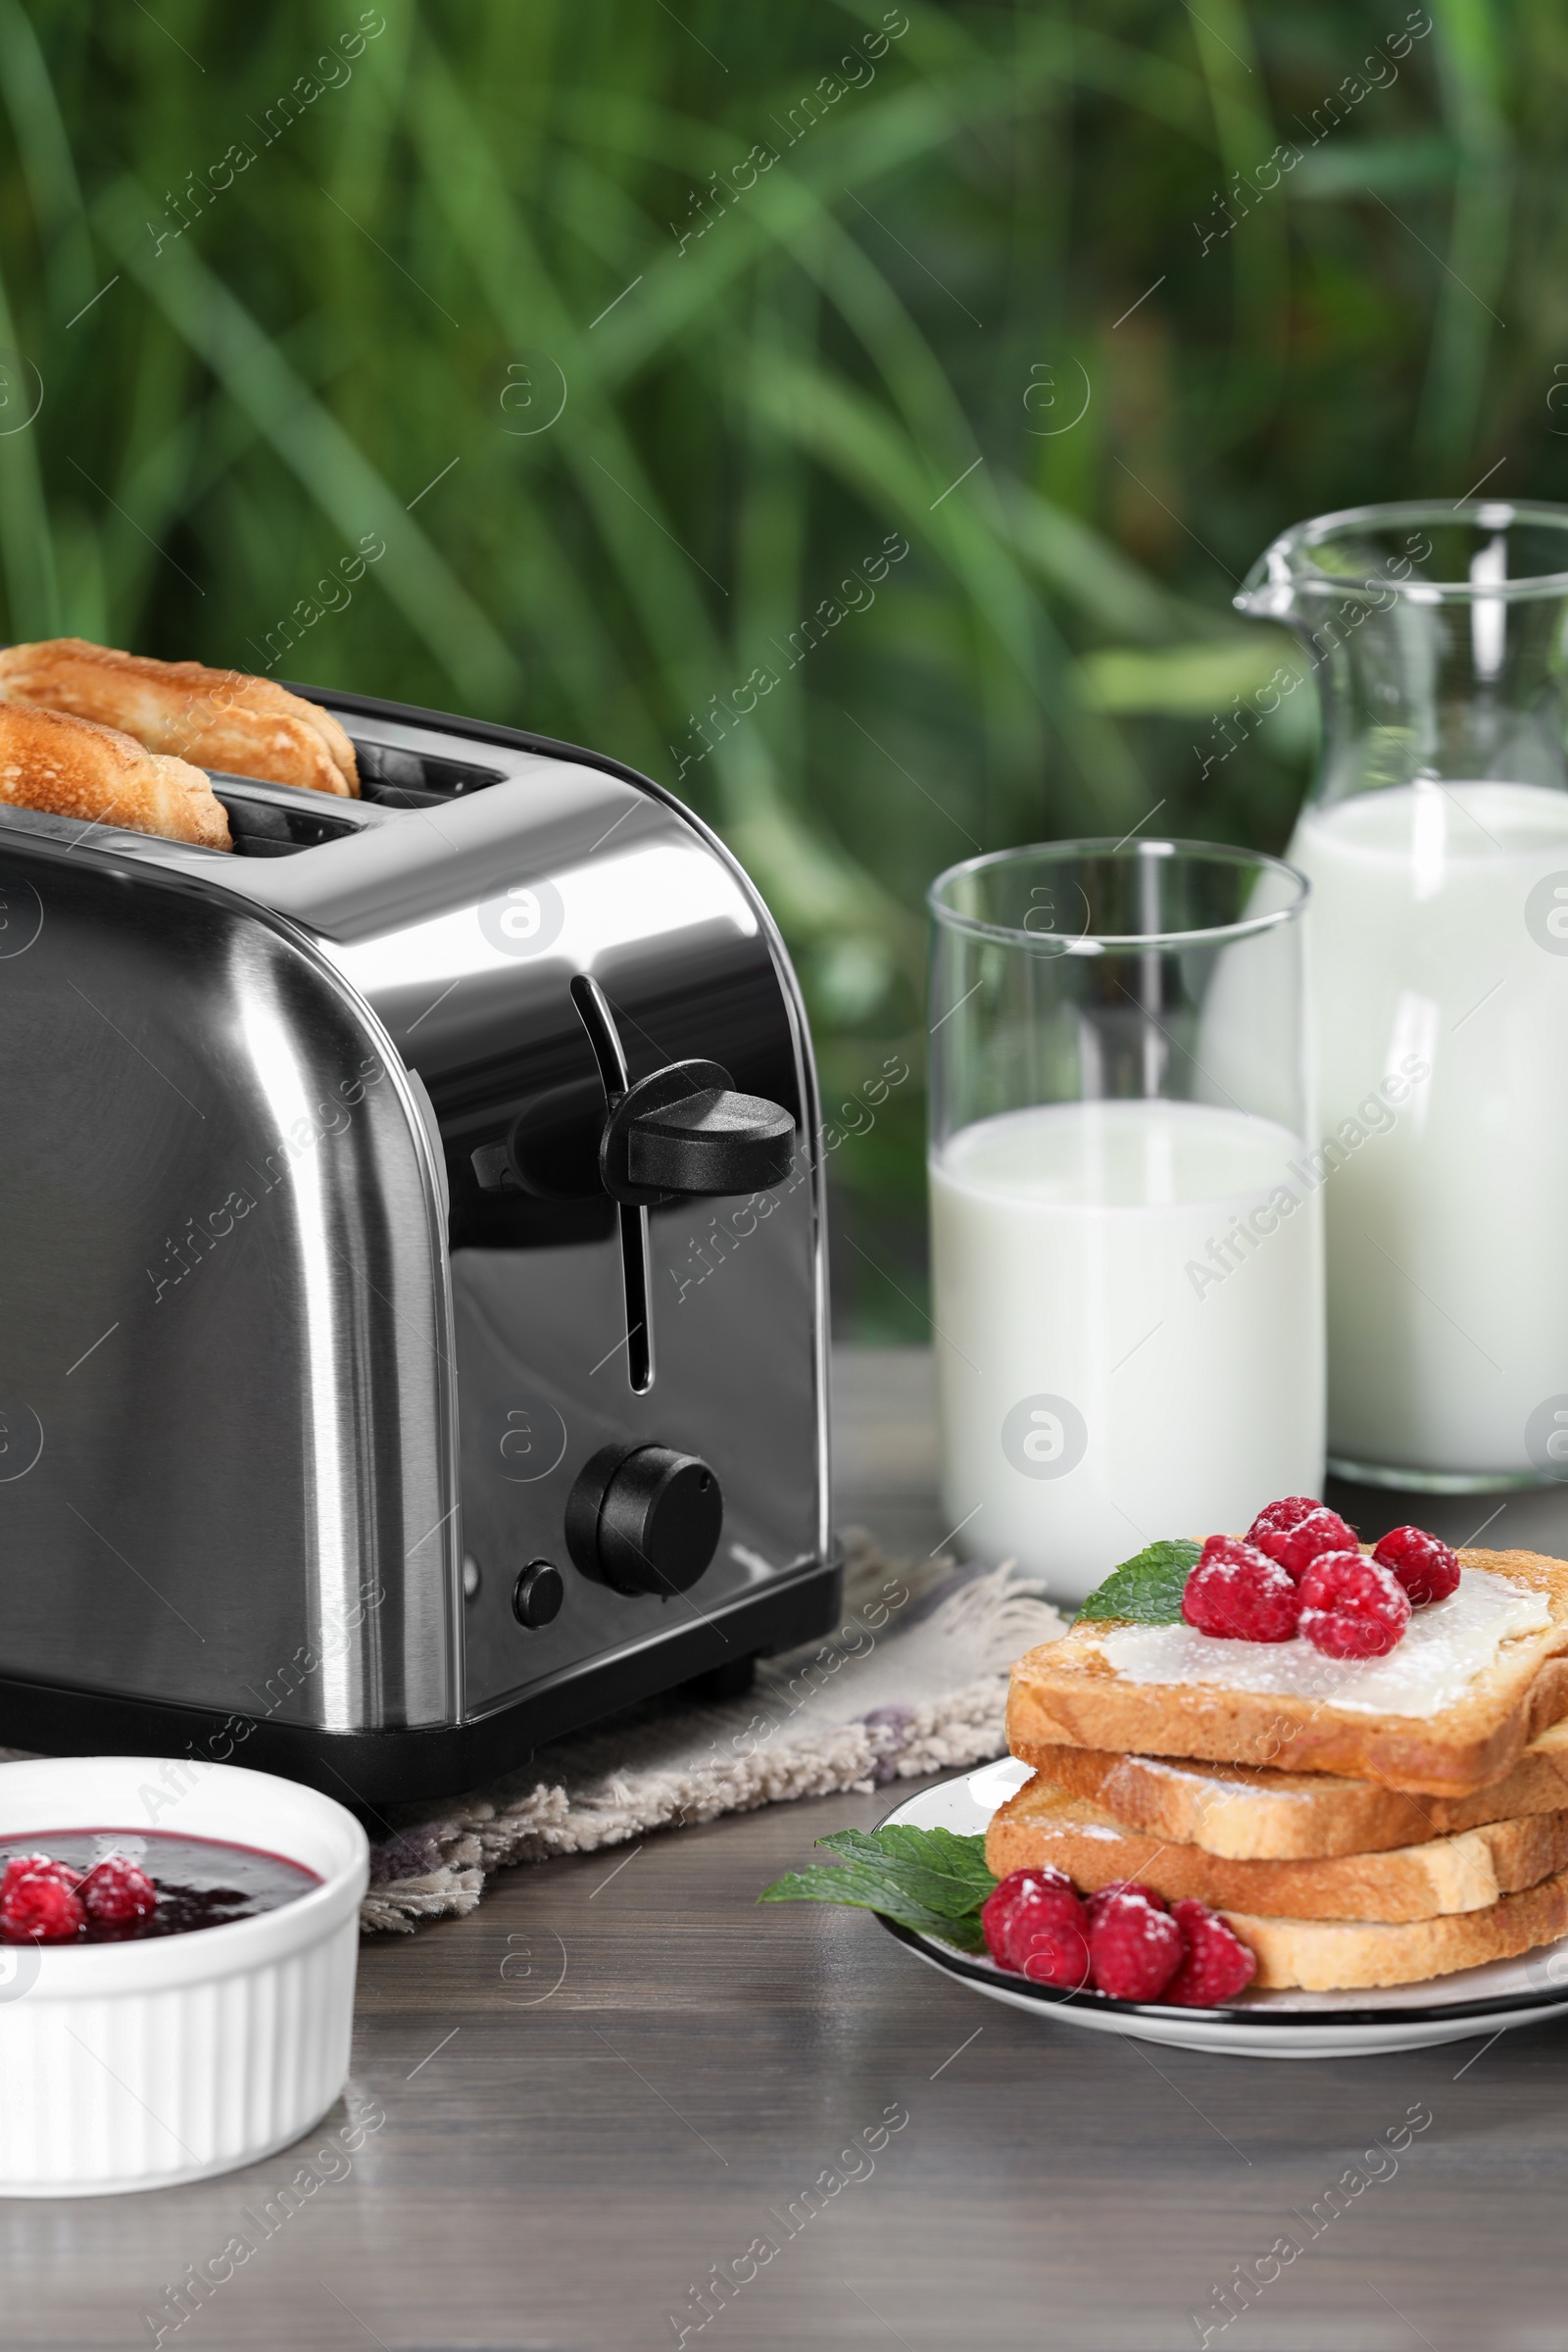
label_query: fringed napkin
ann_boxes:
[361,1531,1062,1933]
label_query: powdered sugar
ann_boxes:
[1094,1566,1551,1717]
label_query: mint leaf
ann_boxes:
[759,1866,986,1950]
[1075,1538,1200,1624]
[758,1824,997,1951]
[817,1826,997,1917]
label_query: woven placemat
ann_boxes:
[361,1532,1063,1933]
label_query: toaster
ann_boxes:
[0,689,840,1803]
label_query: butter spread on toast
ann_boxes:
[1092,1565,1547,1718]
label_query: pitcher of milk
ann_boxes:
[1237,499,1568,1491]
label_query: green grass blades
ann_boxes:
[0,3,1544,1332]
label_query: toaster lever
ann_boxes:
[600,1059,797,1205]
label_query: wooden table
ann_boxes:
[13,1349,1568,2350]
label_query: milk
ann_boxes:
[1289,782,1568,1480]
[929,1099,1324,1600]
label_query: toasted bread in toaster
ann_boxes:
[1005,1549,1568,1798]
[1217,1865,1568,1990]
[0,638,359,798]
[1018,1718,1568,1861]
[985,1772,1568,1923]
[0,702,230,850]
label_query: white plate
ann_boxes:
[876,1759,1568,2059]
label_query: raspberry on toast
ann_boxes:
[1006,1548,1568,1798]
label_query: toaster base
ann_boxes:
[0,1557,845,1815]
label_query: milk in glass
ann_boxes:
[930,1097,1324,1596]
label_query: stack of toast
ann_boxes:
[989,1547,1568,1992]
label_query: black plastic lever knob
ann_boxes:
[600,1059,796,1204]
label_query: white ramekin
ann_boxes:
[0,1755,368,2196]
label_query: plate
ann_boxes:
[876,1759,1568,2059]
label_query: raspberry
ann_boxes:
[80,1853,158,1927]
[1298,1549,1411,1660]
[981,1869,1090,1988]
[1088,1885,1187,2001]
[1249,1503,1359,1581]
[980,1865,1070,1949]
[1014,1891,1092,1989]
[1182,1537,1301,1642]
[1085,1880,1165,1929]
[1373,1525,1461,1608]
[0,1853,80,1904]
[1162,1900,1257,2007]
[979,1866,1069,1960]
[1247,1495,1320,1545]
[1,1870,85,1943]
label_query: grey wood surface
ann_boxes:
[9,1348,1568,2350]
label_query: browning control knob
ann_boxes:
[564,1443,723,1597]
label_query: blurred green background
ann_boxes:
[0,0,1556,1332]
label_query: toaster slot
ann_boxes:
[207,778,392,857]
[353,740,508,808]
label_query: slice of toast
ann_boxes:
[1220,1865,1568,1991]
[1007,1548,1568,1797]
[1024,1717,1568,1860]
[0,639,360,798]
[986,1773,1568,1922]
[0,701,231,850]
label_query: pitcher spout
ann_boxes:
[1236,498,1568,807]
[1233,546,1300,625]
[1234,499,1446,629]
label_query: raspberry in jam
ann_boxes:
[0,1833,319,1944]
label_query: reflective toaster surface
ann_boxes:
[0,694,832,1782]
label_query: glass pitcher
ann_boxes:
[1237,499,1568,1491]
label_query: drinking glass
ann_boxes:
[1238,500,1568,1488]
[927,839,1322,1601]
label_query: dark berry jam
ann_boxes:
[0,1832,319,1943]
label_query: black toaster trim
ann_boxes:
[0,1554,843,1816]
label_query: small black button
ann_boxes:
[513,1559,564,1629]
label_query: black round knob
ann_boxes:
[513,1559,564,1629]
[564,1444,723,1597]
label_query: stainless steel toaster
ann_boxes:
[0,690,839,1803]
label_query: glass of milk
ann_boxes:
[927,839,1323,1601]
[1238,501,1568,1490]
